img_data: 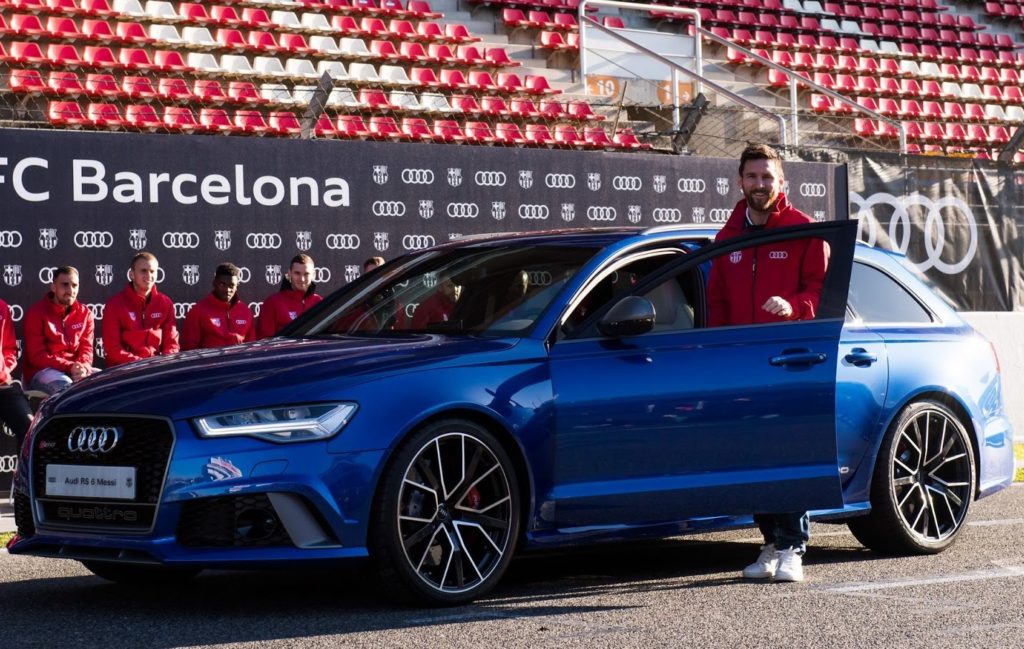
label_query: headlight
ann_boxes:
[193,403,357,443]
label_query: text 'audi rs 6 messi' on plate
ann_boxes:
[9,223,1016,605]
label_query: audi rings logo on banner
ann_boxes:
[162,231,200,249]
[0,456,17,473]
[249,302,262,317]
[474,171,507,187]
[709,208,731,223]
[850,191,978,275]
[85,303,104,320]
[799,183,827,197]
[401,168,435,185]
[314,267,331,283]
[447,202,479,218]
[652,208,683,223]
[586,206,617,222]
[325,234,361,250]
[237,266,251,283]
[7,304,23,322]
[39,267,57,284]
[768,251,789,260]
[245,233,282,249]
[612,176,642,191]
[402,234,436,250]
[67,426,121,454]
[372,201,406,217]
[518,204,549,220]
[545,173,576,189]
[126,267,165,283]
[0,231,23,248]
[677,178,706,193]
[527,270,552,286]
[73,231,113,248]
[173,302,194,319]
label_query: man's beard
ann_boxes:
[745,189,778,212]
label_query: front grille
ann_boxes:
[14,491,34,537]
[31,416,173,533]
[177,494,292,548]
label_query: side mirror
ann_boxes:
[597,296,655,337]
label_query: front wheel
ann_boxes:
[848,400,976,554]
[370,419,520,605]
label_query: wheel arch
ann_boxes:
[369,407,536,548]
[873,389,981,500]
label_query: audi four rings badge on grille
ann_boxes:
[67,426,121,453]
[325,234,361,249]
[73,231,113,248]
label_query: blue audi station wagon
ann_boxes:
[9,222,1016,604]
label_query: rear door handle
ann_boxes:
[844,348,878,367]
[769,351,827,367]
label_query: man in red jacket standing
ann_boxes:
[0,297,33,449]
[103,252,179,367]
[23,266,98,394]
[182,263,255,350]
[256,254,323,339]
[708,144,828,584]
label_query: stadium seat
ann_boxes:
[349,61,382,82]
[228,80,267,104]
[48,43,85,67]
[82,72,122,98]
[432,119,465,142]
[199,107,237,134]
[269,111,302,135]
[158,76,194,101]
[113,21,152,43]
[233,109,272,134]
[419,92,453,113]
[613,129,651,149]
[359,88,392,109]
[368,115,407,140]
[464,120,496,144]
[427,43,457,64]
[318,60,349,80]
[124,103,161,129]
[444,23,476,43]
[400,117,433,140]
[440,68,472,90]
[553,124,585,148]
[480,95,511,117]
[326,87,363,109]
[389,89,422,111]
[121,74,158,98]
[416,21,446,42]
[286,58,320,79]
[48,101,89,127]
[399,41,431,62]
[336,114,370,138]
[261,83,294,105]
[163,106,201,132]
[493,122,527,145]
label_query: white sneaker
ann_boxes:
[742,544,779,579]
[773,548,804,582]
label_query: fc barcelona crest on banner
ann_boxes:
[3,265,22,287]
[95,264,113,286]
[419,200,434,220]
[716,177,730,196]
[182,264,200,286]
[373,231,390,252]
[628,205,642,224]
[561,203,575,222]
[587,172,601,191]
[265,265,282,285]
[491,201,506,221]
[653,175,667,193]
[344,265,360,283]
[295,231,312,252]
[129,229,147,250]
[372,165,388,185]
[39,228,58,250]
[214,230,231,251]
[519,170,533,189]
[447,167,463,187]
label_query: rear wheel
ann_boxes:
[81,561,201,585]
[849,400,976,554]
[370,419,520,605]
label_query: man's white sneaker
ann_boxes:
[741,544,779,579]
[773,548,804,582]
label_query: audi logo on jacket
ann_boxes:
[707,193,828,327]
[22,292,94,385]
[102,284,179,367]
[182,293,256,351]
[256,283,323,339]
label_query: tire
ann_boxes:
[81,561,202,585]
[848,400,976,555]
[369,419,521,606]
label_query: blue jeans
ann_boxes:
[30,368,73,396]
[755,512,809,553]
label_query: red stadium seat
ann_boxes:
[193,78,228,103]
[119,47,157,70]
[158,76,194,101]
[358,88,392,109]
[369,39,403,61]
[199,107,237,133]
[416,21,445,42]
[432,119,465,143]
[480,95,511,116]
[209,5,243,26]
[409,66,443,89]
[524,123,555,146]
[112,20,152,43]
[120,75,157,98]
[124,103,162,129]
[242,8,274,28]
[47,70,85,95]
[406,0,439,19]
[8,68,48,94]
[553,124,585,148]
[81,0,116,15]
[48,101,90,127]
[493,71,522,92]
[86,102,124,128]
[450,94,483,115]
[399,41,431,62]
[10,14,49,37]
[233,109,272,134]
[46,16,83,38]
[336,114,370,138]
[526,74,558,94]
[494,122,527,145]
[47,43,85,67]
[486,47,520,68]
[163,106,201,132]
[440,68,472,90]
[313,114,337,138]
[216,28,247,50]
[508,97,538,118]
[401,117,434,141]
[538,98,567,119]
[444,23,476,43]
[228,80,267,105]
[368,115,406,140]
[464,120,496,144]
[428,43,456,64]
[82,45,119,68]
[269,111,302,135]
[613,129,650,149]
[153,50,191,72]
[583,126,613,149]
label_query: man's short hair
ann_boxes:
[215,263,240,279]
[290,254,314,268]
[363,256,385,270]
[738,143,785,177]
[54,265,78,281]
[130,251,157,269]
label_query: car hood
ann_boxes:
[48,335,519,418]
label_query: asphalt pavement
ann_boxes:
[3,484,1023,648]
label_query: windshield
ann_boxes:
[297,245,601,337]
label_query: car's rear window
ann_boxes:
[848,262,933,324]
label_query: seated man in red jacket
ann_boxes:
[410,274,459,329]
[23,265,98,394]
[256,254,323,339]
[182,263,255,350]
[103,251,179,367]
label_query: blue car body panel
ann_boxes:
[8,227,1015,564]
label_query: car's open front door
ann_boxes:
[547,221,858,528]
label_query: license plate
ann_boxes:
[45,464,137,500]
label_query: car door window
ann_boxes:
[847,262,933,324]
